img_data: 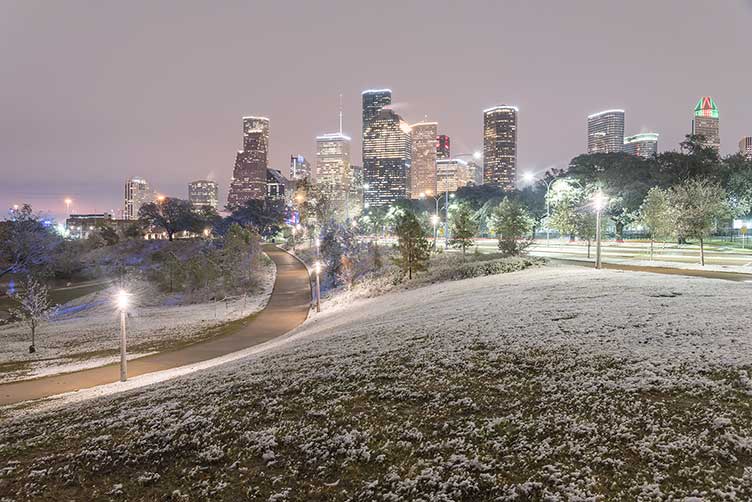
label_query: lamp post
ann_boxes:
[314,260,321,313]
[419,186,453,249]
[115,289,130,382]
[522,172,558,247]
[593,190,606,269]
[430,214,440,248]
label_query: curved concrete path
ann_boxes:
[0,245,311,406]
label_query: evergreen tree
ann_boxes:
[449,203,478,256]
[668,179,731,265]
[491,198,533,257]
[392,211,431,279]
[638,187,675,260]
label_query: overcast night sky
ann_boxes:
[1,0,751,218]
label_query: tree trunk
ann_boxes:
[168,231,174,241]
[30,324,36,353]
[700,237,705,266]
[615,222,624,243]
[587,239,591,258]
[650,239,654,261]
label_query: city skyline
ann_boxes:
[2,1,751,217]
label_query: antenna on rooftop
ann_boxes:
[339,93,343,134]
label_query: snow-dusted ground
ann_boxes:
[3,265,752,499]
[0,260,275,383]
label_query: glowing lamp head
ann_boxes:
[430,214,440,225]
[203,228,210,237]
[116,289,130,311]
[315,237,320,248]
[450,194,455,199]
[156,195,166,203]
[418,192,426,199]
[473,151,482,160]
[522,172,535,183]
[64,198,72,205]
[593,191,606,211]
[295,194,304,203]
[315,261,322,275]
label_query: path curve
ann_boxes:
[0,245,311,406]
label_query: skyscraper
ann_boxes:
[410,122,438,198]
[436,134,450,160]
[315,132,352,203]
[624,133,659,158]
[290,155,311,181]
[362,90,392,137]
[436,159,474,193]
[587,109,625,154]
[124,176,152,220]
[188,180,219,210]
[228,116,269,208]
[692,97,720,152]
[483,105,518,190]
[740,137,752,158]
[363,108,412,207]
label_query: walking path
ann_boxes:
[549,258,752,282]
[0,245,311,406]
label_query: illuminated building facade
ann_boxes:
[266,169,289,201]
[290,155,311,181]
[188,180,219,210]
[228,116,269,207]
[483,105,518,190]
[692,97,720,152]
[624,133,659,158]
[315,132,352,203]
[587,109,625,154]
[740,137,752,158]
[124,176,152,220]
[436,159,474,193]
[436,134,450,159]
[363,108,412,207]
[410,122,438,198]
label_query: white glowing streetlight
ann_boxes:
[430,214,440,248]
[473,151,482,160]
[64,198,72,216]
[593,190,606,269]
[115,289,131,382]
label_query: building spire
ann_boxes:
[339,93,343,134]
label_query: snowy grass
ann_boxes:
[0,259,275,383]
[2,265,752,499]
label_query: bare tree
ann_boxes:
[11,277,58,353]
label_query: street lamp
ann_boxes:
[593,190,606,269]
[430,214,440,248]
[314,260,322,313]
[64,198,72,217]
[115,289,130,382]
[522,172,558,247]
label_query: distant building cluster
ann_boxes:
[110,91,744,226]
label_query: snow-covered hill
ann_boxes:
[2,265,752,500]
